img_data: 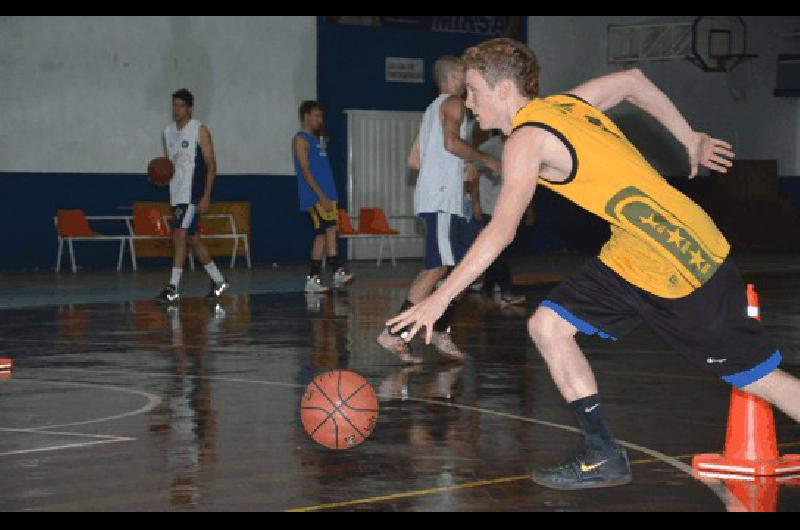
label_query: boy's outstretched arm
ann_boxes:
[570,69,735,178]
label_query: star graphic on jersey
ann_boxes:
[689,249,707,270]
[640,214,661,229]
[667,228,685,247]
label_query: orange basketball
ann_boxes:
[301,371,379,450]
[147,157,174,188]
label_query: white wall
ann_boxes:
[0,16,316,175]
[528,16,800,176]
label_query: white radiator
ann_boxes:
[345,109,425,261]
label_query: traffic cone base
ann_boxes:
[0,357,12,379]
[693,453,800,477]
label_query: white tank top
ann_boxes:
[164,119,202,206]
[414,94,469,217]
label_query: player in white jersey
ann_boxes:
[377,56,501,364]
[155,89,229,304]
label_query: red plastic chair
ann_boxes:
[55,210,129,273]
[338,209,358,235]
[57,210,98,238]
[358,208,399,235]
[133,207,171,237]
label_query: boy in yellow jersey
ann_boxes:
[388,38,800,491]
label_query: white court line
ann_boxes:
[5,379,162,431]
[0,428,135,458]
[36,367,728,508]
[0,378,160,458]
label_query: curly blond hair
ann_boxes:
[463,38,539,98]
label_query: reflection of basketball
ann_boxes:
[301,371,379,450]
[147,157,174,188]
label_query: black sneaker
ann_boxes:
[531,448,632,491]
[206,280,230,300]
[155,285,180,304]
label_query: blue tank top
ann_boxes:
[294,131,339,211]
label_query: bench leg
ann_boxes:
[231,237,238,269]
[390,237,397,267]
[117,240,125,271]
[56,238,64,272]
[377,238,385,267]
[244,237,252,269]
[130,239,138,272]
[68,240,77,273]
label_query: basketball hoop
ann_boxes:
[689,16,759,73]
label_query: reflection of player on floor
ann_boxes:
[293,101,354,294]
[377,56,500,364]
[155,89,229,304]
[389,38,800,491]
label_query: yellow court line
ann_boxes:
[286,441,800,512]
[285,475,531,512]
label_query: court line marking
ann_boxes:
[33,368,729,509]
[20,369,798,509]
[3,379,162,432]
[0,378,161,458]
[0,429,135,458]
[286,442,800,513]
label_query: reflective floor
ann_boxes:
[0,261,799,511]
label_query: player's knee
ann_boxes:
[529,307,575,347]
[173,230,187,245]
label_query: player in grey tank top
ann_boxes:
[377,56,501,364]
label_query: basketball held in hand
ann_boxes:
[148,157,174,188]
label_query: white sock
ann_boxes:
[170,267,183,288]
[204,262,224,284]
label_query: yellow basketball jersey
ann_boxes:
[512,95,730,299]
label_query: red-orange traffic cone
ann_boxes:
[0,357,13,380]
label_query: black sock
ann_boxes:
[309,260,322,278]
[569,395,619,456]
[433,300,458,332]
[328,255,341,272]
[388,300,415,337]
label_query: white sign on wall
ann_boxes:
[386,58,425,84]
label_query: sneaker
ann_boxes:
[333,267,355,288]
[206,280,230,300]
[431,330,466,363]
[500,292,526,306]
[531,448,632,491]
[377,329,423,365]
[155,285,180,304]
[305,275,330,294]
